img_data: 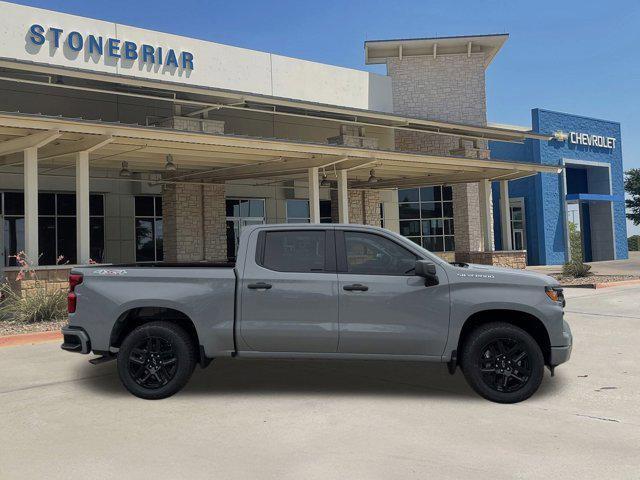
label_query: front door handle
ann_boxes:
[248,282,272,290]
[343,283,369,292]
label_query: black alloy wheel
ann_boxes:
[461,322,544,403]
[128,336,178,389]
[478,338,531,393]
[117,321,196,400]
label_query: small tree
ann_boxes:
[568,221,583,262]
[625,169,640,226]
[629,235,640,252]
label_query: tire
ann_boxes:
[117,321,196,400]
[461,322,544,404]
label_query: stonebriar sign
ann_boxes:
[28,24,195,70]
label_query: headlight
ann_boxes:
[545,286,565,307]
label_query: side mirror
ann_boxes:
[415,260,439,286]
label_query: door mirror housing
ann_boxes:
[415,260,439,286]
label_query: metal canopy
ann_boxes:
[0,111,560,189]
[0,59,550,144]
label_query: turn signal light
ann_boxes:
[545,286,565,307]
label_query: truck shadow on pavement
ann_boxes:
[78,357,566,400]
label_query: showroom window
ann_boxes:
[226,198,265,261]
[397,186,455,252]
[2,192,105,266]
[285,199,332,223]
[135,196,163,262]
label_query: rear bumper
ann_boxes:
[61,326,91,354]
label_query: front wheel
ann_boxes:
[461,322,544,403]
[117,321,196,400]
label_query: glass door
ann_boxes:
[225,199,265,261]
[509,199,527,251]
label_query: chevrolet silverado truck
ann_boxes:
[61,224,572,403]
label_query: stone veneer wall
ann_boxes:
[455,250,527,269]
[387,53,490,253]
[331,189,381,226]
[4,267,72,296]
[163,183,227,262]
[203,184,228,261]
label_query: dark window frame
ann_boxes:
[336,229,418,276]
[256,228,336,273]
[2,191,105,266]
[134,195,163,263]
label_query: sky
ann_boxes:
[8,0,640,235]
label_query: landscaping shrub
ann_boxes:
[562,260,592,278]
[0,283,67,323]
[0,251,67,324]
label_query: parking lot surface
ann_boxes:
[1,285,639,479]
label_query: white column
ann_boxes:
[23,147,39,265]
[478,179,494,252]
[337,169,349,223]
[76,151,91,264]
[499,180,513,251]
[308,167,320,223]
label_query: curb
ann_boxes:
[0,330,62,348]
[561,279,640,289]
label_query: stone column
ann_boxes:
[203,184,227,262]
[162,183,205,262]
[387,53,490,258]
[163,182,227,263]
[362,190,382,227]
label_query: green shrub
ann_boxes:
[629,235,640,252]
[0,283,67,323]
[562,261,592,278]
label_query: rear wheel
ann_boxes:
[461,322,544,403]
[117,321,196,399]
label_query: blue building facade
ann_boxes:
[490,109,628,266]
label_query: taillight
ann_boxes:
[68,274,83,313]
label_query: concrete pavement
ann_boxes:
[1,285,639,479]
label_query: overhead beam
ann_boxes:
[0,130,61,156]
[39,135,114,160]
[198,156,350,181]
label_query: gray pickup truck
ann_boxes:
[62,224,571,403]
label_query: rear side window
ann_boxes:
[262,230,327,273]
[343,231,417,276]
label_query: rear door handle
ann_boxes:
[343,283,369,292]
[248,282,272,290]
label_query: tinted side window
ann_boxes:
[262,231,326,273]
[344,231,417,276]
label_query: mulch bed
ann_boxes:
[0,318,68,336]
[552,274,640,287]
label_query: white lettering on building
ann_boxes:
[569,132,616,149]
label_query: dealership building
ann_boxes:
[0,1,628,286]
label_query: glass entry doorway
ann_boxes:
[226,199,265,261]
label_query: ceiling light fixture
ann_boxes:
[165,154,177,171]
[119,161,132,177]
[320,173,330,187]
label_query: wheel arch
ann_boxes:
[110,307,201,360]
[456,309,552,365]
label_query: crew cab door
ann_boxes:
[336,230,450,356]
[238,228,339,353]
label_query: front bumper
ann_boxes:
[549,319,572,366]
[61,326,91,354]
